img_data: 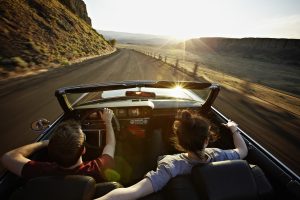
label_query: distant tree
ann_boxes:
[109,39,116,47]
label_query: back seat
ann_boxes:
[160,160,273,200]
[9,175,123,200]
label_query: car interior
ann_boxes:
[2,105,299,200]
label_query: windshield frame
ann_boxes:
[55,80,219,112]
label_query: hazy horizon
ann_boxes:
[85,0,300,40]
[99,29,300,40]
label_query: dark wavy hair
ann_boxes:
[172,110,211,159]
[48,120,85,167]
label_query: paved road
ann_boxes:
[0,49,299,175]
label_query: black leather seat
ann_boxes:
[164,175,199,200]
[10,175,95,200]
[159,160,273,200]
[9,175,123,200]
[192,160,273,200]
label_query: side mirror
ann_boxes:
[31,119,51,132]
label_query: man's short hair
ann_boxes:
[48,120,85,167]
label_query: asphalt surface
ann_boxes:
[0,49,299,176]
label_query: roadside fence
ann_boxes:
[132,49,204,79]
[129,48,300,116]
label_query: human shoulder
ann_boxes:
[205,148,240,161]
[88,154,115,171]
[23,160,56,169]
[157,153,188,165]
[145,153,191,192]
[156,153,192,176]
[22,160,57,178]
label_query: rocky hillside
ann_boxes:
[58,0,91,25]
[0,0,113,79]
[179,38,300,65]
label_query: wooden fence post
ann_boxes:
[193,62,199,76]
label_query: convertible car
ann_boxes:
[0,80,299,200]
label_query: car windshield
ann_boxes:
[64,86,211,108]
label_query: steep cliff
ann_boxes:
[58,0,91,25]
[181,38,300,65]
[0,0,113,78]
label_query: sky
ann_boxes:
[84,0,300,39]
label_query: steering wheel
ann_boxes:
[80,108,120,143]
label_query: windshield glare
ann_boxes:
[65,87,210,108]
[102,88,191,99]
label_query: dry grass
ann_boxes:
[199,67,300,116]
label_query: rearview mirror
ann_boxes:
[31,118,50,132]
[125,91,156,98]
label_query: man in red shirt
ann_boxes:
[1,108,116,183]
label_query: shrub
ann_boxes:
[11,57,28,68]
[60,57,69,66]
[109,39,116,47]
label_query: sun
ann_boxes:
[171,32,195,41]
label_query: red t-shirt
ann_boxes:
[21,154,114,182]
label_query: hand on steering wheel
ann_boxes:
[100,108,114,124]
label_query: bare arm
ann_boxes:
[225,121,248,159]
[95,178,154,200]
[101,108,116,158]
[0,140,49,176]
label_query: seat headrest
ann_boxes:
[164,175,200,200]
[192,160,258,200]
[10,175,96,200]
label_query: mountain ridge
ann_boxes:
[99,30,181,46]
[179,37,300,65]
[100,30,300,65]
[58,0,91,25]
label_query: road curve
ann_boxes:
[0,48,299,175]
